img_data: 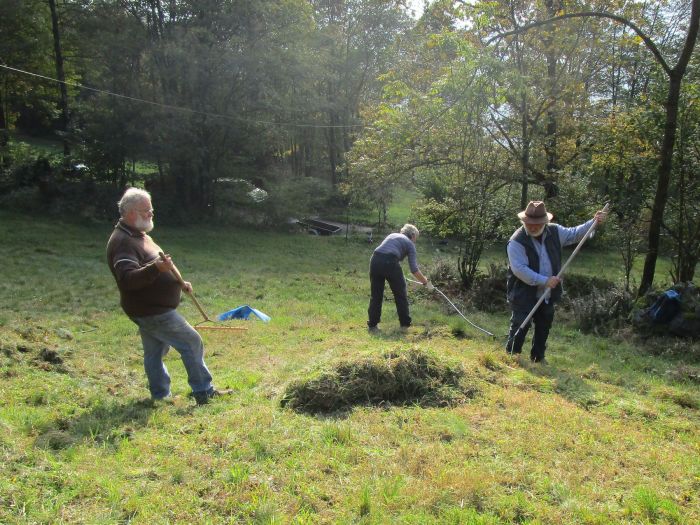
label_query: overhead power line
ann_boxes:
[0,64,364,130]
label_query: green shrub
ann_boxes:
[261,176,334,227]
[469,264,508,313]
[427,257,460,287]
[569,286,634,336]
[561,273,616,299]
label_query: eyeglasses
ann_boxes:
[135,208,154,216]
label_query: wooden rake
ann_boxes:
[158,251,247,332]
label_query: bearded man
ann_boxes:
[106,188,228,404]
[506,201,607,363]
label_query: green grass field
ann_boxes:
[1,210,698,524]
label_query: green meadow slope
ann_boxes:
[0,211,698,524]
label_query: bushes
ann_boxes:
[0,150,125,220]
[560,273,616,299]
[260,176,334,227]
[433,259,639,337]
[469,263,508,313]
[426,257,460,288]
[566,280,700,340]
[633,282,700,339]
[569,286,635,336]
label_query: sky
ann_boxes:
[404,0,426,19]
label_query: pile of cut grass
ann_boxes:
[281,348,479,413]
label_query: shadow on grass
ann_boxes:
[367,328,411,341]
[526,363,601,410]
[35,398,183,450]
[367,324,463,342]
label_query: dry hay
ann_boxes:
[280,348,478,414]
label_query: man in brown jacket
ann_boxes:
[107,188,226,405]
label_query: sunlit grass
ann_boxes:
[0,210,698,524]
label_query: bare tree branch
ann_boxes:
[487,12,672,77]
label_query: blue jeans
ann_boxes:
[130,310,213,399]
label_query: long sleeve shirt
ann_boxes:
[374,233,419,273]
[507,220,594,299]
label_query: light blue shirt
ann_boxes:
[507,220,595,299]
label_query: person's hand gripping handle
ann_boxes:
[158,251,211,322]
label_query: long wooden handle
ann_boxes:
[158,251,211,322]
[158,251,186,286]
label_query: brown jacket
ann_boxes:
[106,220,181,317]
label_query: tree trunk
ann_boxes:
[327,108,339,185]
[0,83,9,168]
[520,106,530,209]
[48,0,70,160]
[639,75,682,293]
[639,0,700,294]
[680,252,697,282]
[544,0,560,193]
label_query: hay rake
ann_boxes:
[158,251,247,332]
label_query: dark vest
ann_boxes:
[506,225,562,308]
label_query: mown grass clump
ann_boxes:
[280,349,478,413]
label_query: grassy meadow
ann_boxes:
[1,210,699,524]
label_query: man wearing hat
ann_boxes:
[506,201,607,362]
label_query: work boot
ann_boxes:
[193,388,233,405]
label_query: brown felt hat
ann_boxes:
[517,201,553,224]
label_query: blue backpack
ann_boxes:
[648,290,681,324]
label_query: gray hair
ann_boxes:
[118,187,151,217]
[400,223,419,240]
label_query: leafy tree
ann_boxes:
[311,0,411,185]
[347,33,513,285]
[0,0,57,162]
[469,0,611,207]
[488,0,700,294]
[586,108,657,290]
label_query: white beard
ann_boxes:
[525,224,546,237]
[135,216,154,233]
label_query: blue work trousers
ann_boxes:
[130,310,213,399]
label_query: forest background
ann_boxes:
[1,0,699,295]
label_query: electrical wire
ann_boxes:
[0,64,365,130]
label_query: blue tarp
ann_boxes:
[218,305,271,323]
